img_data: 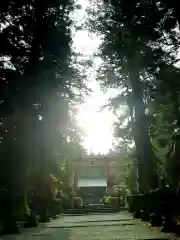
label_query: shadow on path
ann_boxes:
[50,222,135,228]
[68,218,135,224]
[1,224,72,240]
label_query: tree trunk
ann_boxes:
[130,72,158,192]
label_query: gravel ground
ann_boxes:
[1,212,179,240]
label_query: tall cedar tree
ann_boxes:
[0,0,80,195]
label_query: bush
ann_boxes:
[104,196,110,204]
[61,195,72,210]
[104,196,117,205]
[73,197,83,208]
[110,197,118,205]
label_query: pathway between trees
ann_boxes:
[1,212,179,239]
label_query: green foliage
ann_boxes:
[0,0,78,116]
[105,187,116,197]
[104,196,117,205]
[0,1,88,215]
[86,0,180,192]
[164,136,180,191]
[73,196,83,207]
[151,97,174,162]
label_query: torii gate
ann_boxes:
[73,155,113,194]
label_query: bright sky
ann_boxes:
[77,82,118,154]
[72,0,119,154]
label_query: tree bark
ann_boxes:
[130,72,158,192]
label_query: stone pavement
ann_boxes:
[1,212,179,240]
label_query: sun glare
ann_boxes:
[76,81,119,154]
[77,105,116,154]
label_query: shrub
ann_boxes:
[73,197,83,208]
[61,195,72,209]
[104,196,117,205]
[109,197,118,205]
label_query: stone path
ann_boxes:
[1,212,179,240]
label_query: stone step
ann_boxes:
[62,207,121,214]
